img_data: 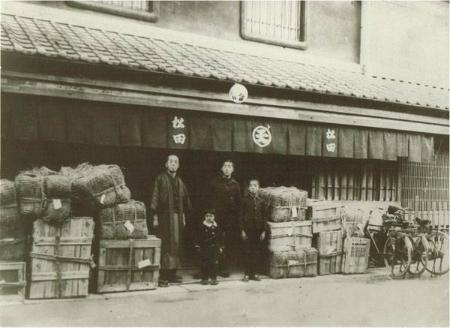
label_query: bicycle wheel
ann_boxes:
[426,231,449,275]
[409,236,429,276]
[383,236,412,278]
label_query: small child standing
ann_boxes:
[195,209,223,285]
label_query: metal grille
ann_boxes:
[311,161,399,202]
[88,0,149,12]
[400,152,449,228]
[242,0,305,43]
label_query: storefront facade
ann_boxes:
[1,1,449,263]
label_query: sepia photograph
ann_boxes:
[0,0,448,326]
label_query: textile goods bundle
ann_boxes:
[269,248,318,279]
[97,200,148,239]
[259,187,308,222]
[72,164,131,209]
[0,179,23,239]
[15,168,72,224]
[342,205,381,237]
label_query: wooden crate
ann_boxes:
[0,261,26,302]
[310,201,344,233]
[28,217,94,299]
[267,220,312,251]
[96,236,161,293]
[342,237,370,274]
[269,248,318,279]
[316,230,344,275]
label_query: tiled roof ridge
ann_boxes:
[1,13,448,110]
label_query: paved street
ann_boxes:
[0,269,448,327]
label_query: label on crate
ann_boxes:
[100,194,106,205]
[287,260,299,266]
[124,220,135,233]
[137,258,152,269]
[53,199,62,210]
[291,206,298,218]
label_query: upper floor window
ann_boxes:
[68,1,159,22]
[241,0,307,49]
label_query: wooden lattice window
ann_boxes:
[241,0,308,49]
[68,1,159,22]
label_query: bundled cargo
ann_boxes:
[15,168,71,224]
[269,248,318,279]
[316,230,344,275]
[267,221,312,251]
[342,237,370,274]
[342,205,382,238]
[260,187,308,222]
[72,164,131,209]
[96,236,161,293]
[97,200,148,239]
[28,217,95,299]
[310,201,344,233]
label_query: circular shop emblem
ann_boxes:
[252,125,272,148]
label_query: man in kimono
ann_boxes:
[151,154,191,287]
[209,160,242,277]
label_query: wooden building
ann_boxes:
[1,0,449,249]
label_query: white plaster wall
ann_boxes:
[361,1,449,88]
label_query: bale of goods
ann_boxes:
[0,261,26,300]
[269,248,318,279]
[316,230,344,275]
[15,172,45,219]
[260,187,308,222]
[15,169,72,224]
[342,205,383,238]
[267,220,312,251]
[28,217,95,299]
[96,236,161,293]
[342,237,370,274]
[310,201,344,233]
[0,179,24,239]
[72,164,131,209]
[97,200,148,239]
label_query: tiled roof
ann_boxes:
[1,13,448,110]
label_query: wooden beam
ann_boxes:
[1,71,448,135]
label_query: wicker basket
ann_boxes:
[15,173,45,219]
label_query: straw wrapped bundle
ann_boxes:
[0,179,16,206]
[72,164,131,209]
[97,200,148,239]
[259,187,308,222]
[15,171,46,218]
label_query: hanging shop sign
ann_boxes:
[168,114,188,149]
[252,125,272,148]
[323,127,338,157]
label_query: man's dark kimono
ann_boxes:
[209,175,242,273]
[150,172,191,272]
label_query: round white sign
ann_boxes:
[229,83,248,104]
[252,125,272,148]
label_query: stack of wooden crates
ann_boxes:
[310,201,371,275]
[0,179,26,302]
[94,198,161,293]
[262,187,318,279]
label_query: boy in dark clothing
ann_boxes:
[195,209,223,285]
[240,179,266,281]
